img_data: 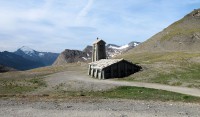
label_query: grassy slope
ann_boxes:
[160,17,200,41]
[117,10,200,87]
[116,52,200,88]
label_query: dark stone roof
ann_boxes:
[89,59,125,69]
[93,39,106,44]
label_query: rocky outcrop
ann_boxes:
[53,49,91,65]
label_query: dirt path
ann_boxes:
[0,99,200,117]
[35,70,200,97]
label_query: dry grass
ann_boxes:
[0,62,88,96]
[116,52,200,88]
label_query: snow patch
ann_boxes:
[20,46,34,55]
[82,57,87,60]
[108,45,120,49]
[39,53,44,57]
[108,44,129,50]
[118,44,129,49]
[134,43,139,46]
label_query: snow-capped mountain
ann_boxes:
[19,46,35,55]
[0,47,59,71]
[15,46,46,59]
[0,51,43,70]
[14,46,59,67]
[82,41,141,60]
[108,42,140,50]
[107,41,141,58]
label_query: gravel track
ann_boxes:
[0,99,200,117]
[35,70,200,97]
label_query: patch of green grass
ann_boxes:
[56,86,200,102]
[100,86,200,102]
[117,52,200,87]
[150,73,172,85]
[171,82,182,86]
[0,86,34,94]
[122,63,200,86]
[0,77,47,95]
[29,78,47,87]
[151,63,200,84]
[187,84,200,88]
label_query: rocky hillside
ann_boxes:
[133,9,200,52]
[53,49,90,65]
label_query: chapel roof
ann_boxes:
[93,38,106,44]
[89,59,126,69]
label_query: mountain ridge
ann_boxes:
[0,47,59,70]
[14,46,59,66]
[133,8,200,52]
[0,51,42,70]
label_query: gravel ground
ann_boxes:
[30,70,200,97]
[0,99,200,117]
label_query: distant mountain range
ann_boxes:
[0,46,59,70]
[0,41,140,70]
[53,41,140,65]
[14,46,59,66]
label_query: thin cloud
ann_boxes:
[76,0,94,25]
[0,0,199,52]
[78,0,93,17]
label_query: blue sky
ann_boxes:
[0,0,199,52]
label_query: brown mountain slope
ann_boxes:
[133,8,200,52]
[53,49,90,65]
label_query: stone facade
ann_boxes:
[92,38,106,62]
[88,38,141,79]
[88,59,141,79]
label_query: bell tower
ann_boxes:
[92,38,106,62]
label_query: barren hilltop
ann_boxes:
[133,8,200,52]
